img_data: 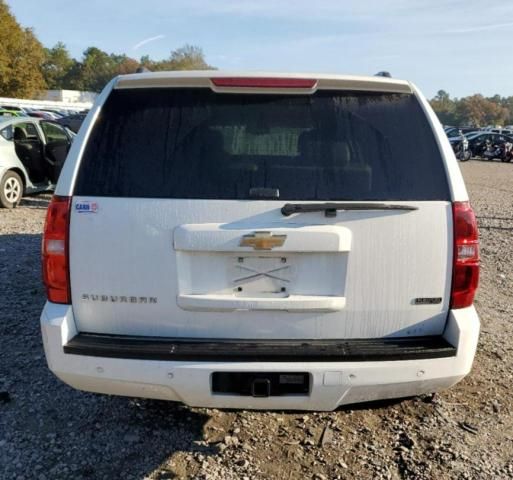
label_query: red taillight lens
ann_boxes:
[42,195,71,304]
[211,77,317,89]
[451,201,479,309]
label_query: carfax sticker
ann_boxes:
[75,200,99,213]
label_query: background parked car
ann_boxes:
[27,111,55,120]
[38,109,64,119]
[0,116,73,208]
[468,132,513,157]
[55,112,87,133]
[0,109,25,118]
[445,126,478,138]
[482,127,513,135]
[450,131,513,158]
[0,105,27,114]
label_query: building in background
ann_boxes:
[0,89,94,112]
[38,90,97,104]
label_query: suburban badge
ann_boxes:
[81,294,157,304]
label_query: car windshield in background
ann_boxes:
[75,88,450,201]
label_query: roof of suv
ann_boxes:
[114,71,412,94]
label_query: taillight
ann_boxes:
[451,201,479,309]
[42,195,71,304]
[211,77,317,89]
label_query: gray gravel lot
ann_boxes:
[1,160,513,479]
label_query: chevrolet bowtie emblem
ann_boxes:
[239,231,287,250]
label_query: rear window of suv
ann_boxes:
[74,88,450,201]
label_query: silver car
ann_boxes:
[0,117,74,208]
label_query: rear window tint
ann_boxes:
[75,88,450,201]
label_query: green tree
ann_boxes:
[430,91,513,126]
[430,90,458,125]
[139,54,152,69]
[455,95,509,126]
[434,90,451,105]
[69,49,141,92]
[110,54,139,75]
[0,0,46,97]
[74,47,118,91]
[60,59,84,90]
[42,41,74,89]
[500,96,513,124]
[169,44,212,70]
[152,45,214,71]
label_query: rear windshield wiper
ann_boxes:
[281,202,418,217]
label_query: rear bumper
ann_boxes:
[41,303,480,411]
[64,333,457,362]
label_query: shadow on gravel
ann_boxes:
[0,232,215,480]
[19,194,51,209]
[336,396,415,412]
[479,225,513,230]
[75,397,217,479]
[219,396,412,417]
[1,388,216,480]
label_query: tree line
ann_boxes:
[429,90,513,127]
[42,43,213,93]
[0,0,213,98]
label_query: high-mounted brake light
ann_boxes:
[42,196,71,304]
[451,201,479,309]
[211,77,317,89]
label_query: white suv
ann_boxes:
[40,72,480,411]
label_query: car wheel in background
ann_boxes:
[459,151,471,162]
[0,170,23,208]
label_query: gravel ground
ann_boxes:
[1,160,513,480]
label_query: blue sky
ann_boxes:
[7,0,513,98]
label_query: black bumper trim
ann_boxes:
[64,333,456,362]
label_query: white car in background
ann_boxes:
[0,117,74,208]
